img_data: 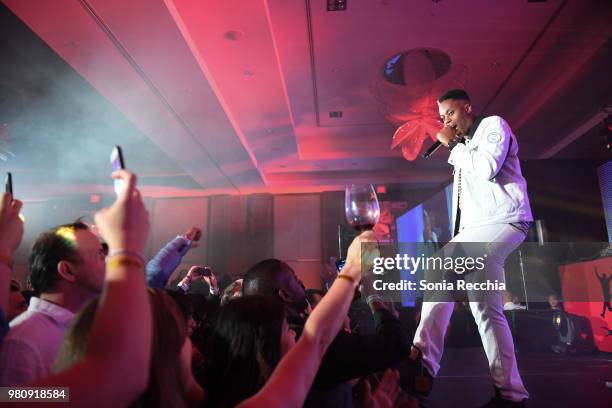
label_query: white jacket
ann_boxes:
[448,115,533,233]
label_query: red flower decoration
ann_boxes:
[371,51,467,161]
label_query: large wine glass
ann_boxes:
[345,184,380,232]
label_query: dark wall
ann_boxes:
[521,158,608,242]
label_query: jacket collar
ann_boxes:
[465,116,483,140]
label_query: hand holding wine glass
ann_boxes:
[343,184,381,285]
[345,184,380,232]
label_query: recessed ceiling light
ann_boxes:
[223,30,243,41]
[327,0,347,11]
[382,48,450,85]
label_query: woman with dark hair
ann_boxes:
[165,290,211,389]
[203,231,377,408]
[204,296,291,407]
[165,289,197,336]
[55,289,203,408]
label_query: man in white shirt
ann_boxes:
[411,89,532,407]
[0,221,106,385]
[503,290,526,311]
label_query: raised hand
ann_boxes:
[343,230,379,282]
[94,170,149,255]
[184,227,202,248]
[436,126,460,147]
[0,192,24,262]
[203,273,219,294]
[186,265,211,279]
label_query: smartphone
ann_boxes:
[335,259,346,274]
[190,266,212,277]
[334,258,361,302]
[5,172,12,197]
[110,146,125,195]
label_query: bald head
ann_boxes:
[243,259,294,296]
[242,258,307,316]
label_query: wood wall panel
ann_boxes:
[274,194,322,289]
[207,194,273,279]
[150,197,209,271]
[320,191,345,263]
[245,194,274,271]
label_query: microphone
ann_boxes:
[422,141,442,158]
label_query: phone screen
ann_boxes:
[110,146,125,195]
[5,172,12,196]
[335,259,346,274]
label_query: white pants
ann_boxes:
[413,223,529,402]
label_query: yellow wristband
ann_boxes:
[336,274,355,284]
[106,255,144,271]
[106,249,145,265]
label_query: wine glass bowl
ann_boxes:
[345,184,380,232]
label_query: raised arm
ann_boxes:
[0,192,24,332]
[33,170,152,408]
[313,304,408,385]
[145,226,201,288]
[239,231,378,408]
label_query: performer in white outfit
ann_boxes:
[412,89,532,407]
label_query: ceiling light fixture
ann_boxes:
[327,0,347,12]
[223,30,243,41]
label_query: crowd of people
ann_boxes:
[0,169,417,408]
[0,88,536,407]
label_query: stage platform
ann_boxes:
[421,347,611,408]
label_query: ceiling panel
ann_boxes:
[1,0,610,196]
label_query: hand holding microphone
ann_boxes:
[436,126,460,147]
[422,126,462,158]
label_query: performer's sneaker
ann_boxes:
[479,390,528,408]
[410,345,434,396]
[479,397,527,407]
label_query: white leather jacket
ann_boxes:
[448,115,533,233]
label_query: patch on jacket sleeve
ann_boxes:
[486,132,502,144]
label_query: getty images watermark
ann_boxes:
[357,241,611,303]
[368,253,506,292]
